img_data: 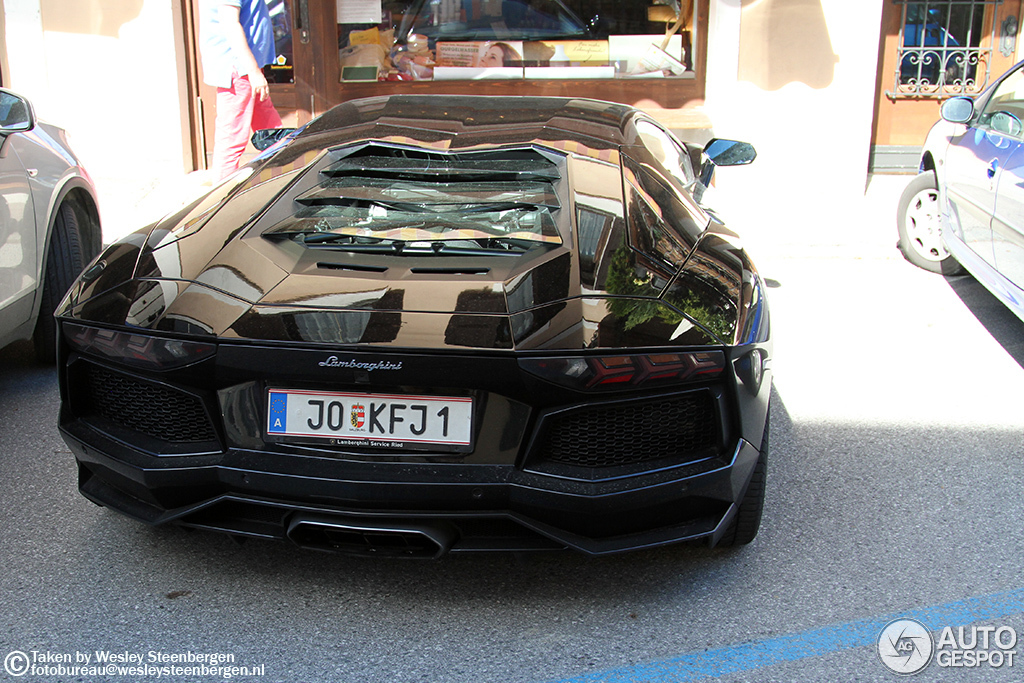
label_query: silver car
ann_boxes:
[897,58,1024,322]
[0,88,101,361]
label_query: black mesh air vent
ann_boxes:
[537,393,718,468]
[84,364,216,443]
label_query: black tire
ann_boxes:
[896,172,964,275]
[717,414,768,548]
[33,203,85,363]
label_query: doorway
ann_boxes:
[184,0,315,171]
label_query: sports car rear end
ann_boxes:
[56,96,771,557]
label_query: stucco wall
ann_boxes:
[704,0,886,246]
[2,0,191,238]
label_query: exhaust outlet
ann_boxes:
[286,514,456,559]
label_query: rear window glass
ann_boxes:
[261,145,565,256]
[622,157,706,269]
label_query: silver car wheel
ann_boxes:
[896,172,964,275]
[903,185,948,262]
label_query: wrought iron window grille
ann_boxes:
[887,0,1002,100]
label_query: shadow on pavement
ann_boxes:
[945,274,1024,369]
[0,339,37,366]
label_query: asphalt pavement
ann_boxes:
[2,173,1024,683]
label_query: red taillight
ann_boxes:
[63,323,215,370]
[519,351,725,391]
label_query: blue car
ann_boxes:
[897,59,1024,321]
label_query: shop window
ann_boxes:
[888,0,1000,98]
[335,0,696,82]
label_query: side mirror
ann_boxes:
[703,139,757,167]
[251,127,296,151]
[0,89,35,134]
[941,97,974,124]
[698,138,756,190]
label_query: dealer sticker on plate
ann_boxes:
[266,389,472,447]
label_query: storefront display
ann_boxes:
[335,0,695,83]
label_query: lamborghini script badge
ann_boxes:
[318,356,403,371]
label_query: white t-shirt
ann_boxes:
[199,0,277,88]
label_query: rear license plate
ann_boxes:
[266,389,473,449]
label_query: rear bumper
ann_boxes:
[64,422,762,556]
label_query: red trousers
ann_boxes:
[212,73,282,180]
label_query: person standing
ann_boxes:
[199,0,283,181]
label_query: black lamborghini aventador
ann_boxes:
[57,95,771,557]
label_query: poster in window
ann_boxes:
[436,41,525,68]
[336,0,382,24]
[523,41,609,66]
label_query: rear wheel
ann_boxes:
[896,172,964,275]
[717,415,768,547]
[33,203,85,363]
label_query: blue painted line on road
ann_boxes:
[547,587,1024,683]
